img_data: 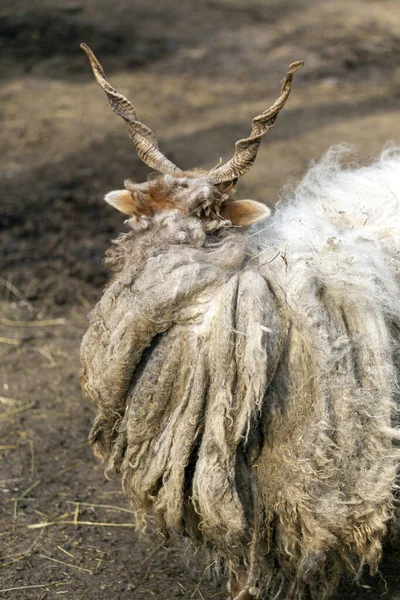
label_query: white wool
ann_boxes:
[243,146,400,598]
[252,145,400,315]
[260,144,400,252]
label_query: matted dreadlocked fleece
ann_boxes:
[80,146,400,600]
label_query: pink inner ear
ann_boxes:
[220,200,271,226]
[104,190,137,215]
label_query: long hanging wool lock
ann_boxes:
[80,44,400,600]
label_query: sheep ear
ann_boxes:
[104,190,138,215]
[220,200,271,226]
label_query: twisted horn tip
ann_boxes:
[287,61,304,75]
[80,42,93,56]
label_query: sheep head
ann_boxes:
[81,43,303,230]
[104,174,274,231]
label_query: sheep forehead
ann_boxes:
[163,173,213,191]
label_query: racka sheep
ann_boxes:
[79,44,400,600]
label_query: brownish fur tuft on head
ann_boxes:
[105,172,271,229]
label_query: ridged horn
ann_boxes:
[208,61,303,184]
[81,43,183,175]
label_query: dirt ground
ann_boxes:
[1,0,400,598]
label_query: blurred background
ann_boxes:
[1,1,400,598]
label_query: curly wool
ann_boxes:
[80,146,400,599]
